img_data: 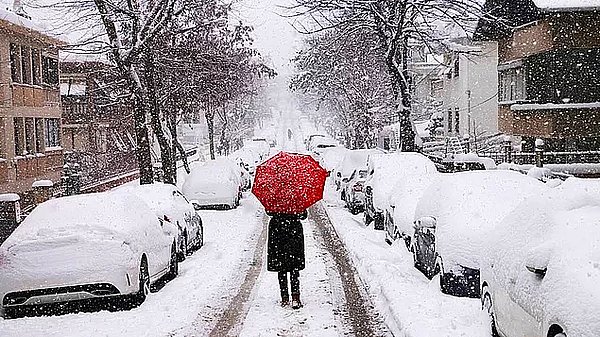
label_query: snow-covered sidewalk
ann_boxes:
[0,196,264,337]
[323,185,491,337]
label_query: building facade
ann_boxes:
[0,8,64,194]
[437,39,499,140]
[476,0,600,152]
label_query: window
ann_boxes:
[45,118,60,148]
[499,67,526,102]
[35,118,44,153]
[42,56,59,85]
[31,49,40,85]
[25,117,35,154]
[10,44,21,83]
[454,108,460,134]
[20,46,31,84]
[13,117,24,156]
[447,108,453,133]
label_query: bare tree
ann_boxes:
[287,0,482,151]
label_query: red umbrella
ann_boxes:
[252,151,328,214]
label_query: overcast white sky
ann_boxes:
[233,0,300,76]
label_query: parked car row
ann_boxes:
[318,143,597,337]
[0,183,205,319]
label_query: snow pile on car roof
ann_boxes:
[319,147,349,171]
[414,170,547,269]
[368,152,437,208]
[335,149,384,177]
[2,192,157,246]
[485,177,600,336]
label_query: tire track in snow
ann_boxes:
[207,213,269,337]
[309,203,392,337]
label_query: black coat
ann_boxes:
[266,211,307,272]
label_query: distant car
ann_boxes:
[305,134,326,149]
[412,171,546,297]
[481,178,600,337]
[437,153,492,173]
[182,160,242,210]
[334,149,384,192]
[363,152,437,231]
[0,193,179,318]
[231,147,262,175]
[309,137,337,153]
[250,138,271,159]
[341,168,368,214]
[116,183,204,261]
[318,147,349,173]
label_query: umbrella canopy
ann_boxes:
[252,152,328,214]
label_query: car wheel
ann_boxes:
[373,212,384,230]
[135,258,150,306]
[553,334,566,337]
[482,289,500,337]
[364,211,373,225]
[168,241,179,279]
[437,262,449,293]
[178,233,188,262]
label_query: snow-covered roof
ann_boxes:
[512,102,600,111]
[0,193,20,202]
[31,180,53,188]
[60,83,86,96]
[533,0,600,11]
[0,5,65,44]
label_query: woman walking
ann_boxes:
[267,211,308,309]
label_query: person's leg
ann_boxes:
[290,269,303,309]
[278,271,290,306]
[290,269,300,295]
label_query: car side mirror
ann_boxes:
[190,200,202,211]
[526,265,547,277]
[524,246,550,278]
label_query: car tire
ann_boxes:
[178,233,188,262]
[168,242,179,279]
[135,258,150,306]
[482,288,500,337]
[553,334,566,337]
[373,212,384,230]
[364,211,373,225]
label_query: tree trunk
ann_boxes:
[133,95,154,184]
[144,51,176,185]
[206,108,216,160]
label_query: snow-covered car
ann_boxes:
[481,178,600,337]
[318,146,349,173]
[385,171,438,249]
[364,152,437,230]
[341,168,368,214]
[334,149,384,191]
[412,170,546,297]
[115,183,204,261]
[215,157,248,193]
[0,193,179,318]
[231,147,262,175]
[305,133,326,149]
[182,160,242,209]
[310,137,337,154]
[250,138,271,159]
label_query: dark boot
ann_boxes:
[281,293,290,307]
[291,293,303,309]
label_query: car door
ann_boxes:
[494,259,544,337]
[147,218,175,279]
[413,221,437,275]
